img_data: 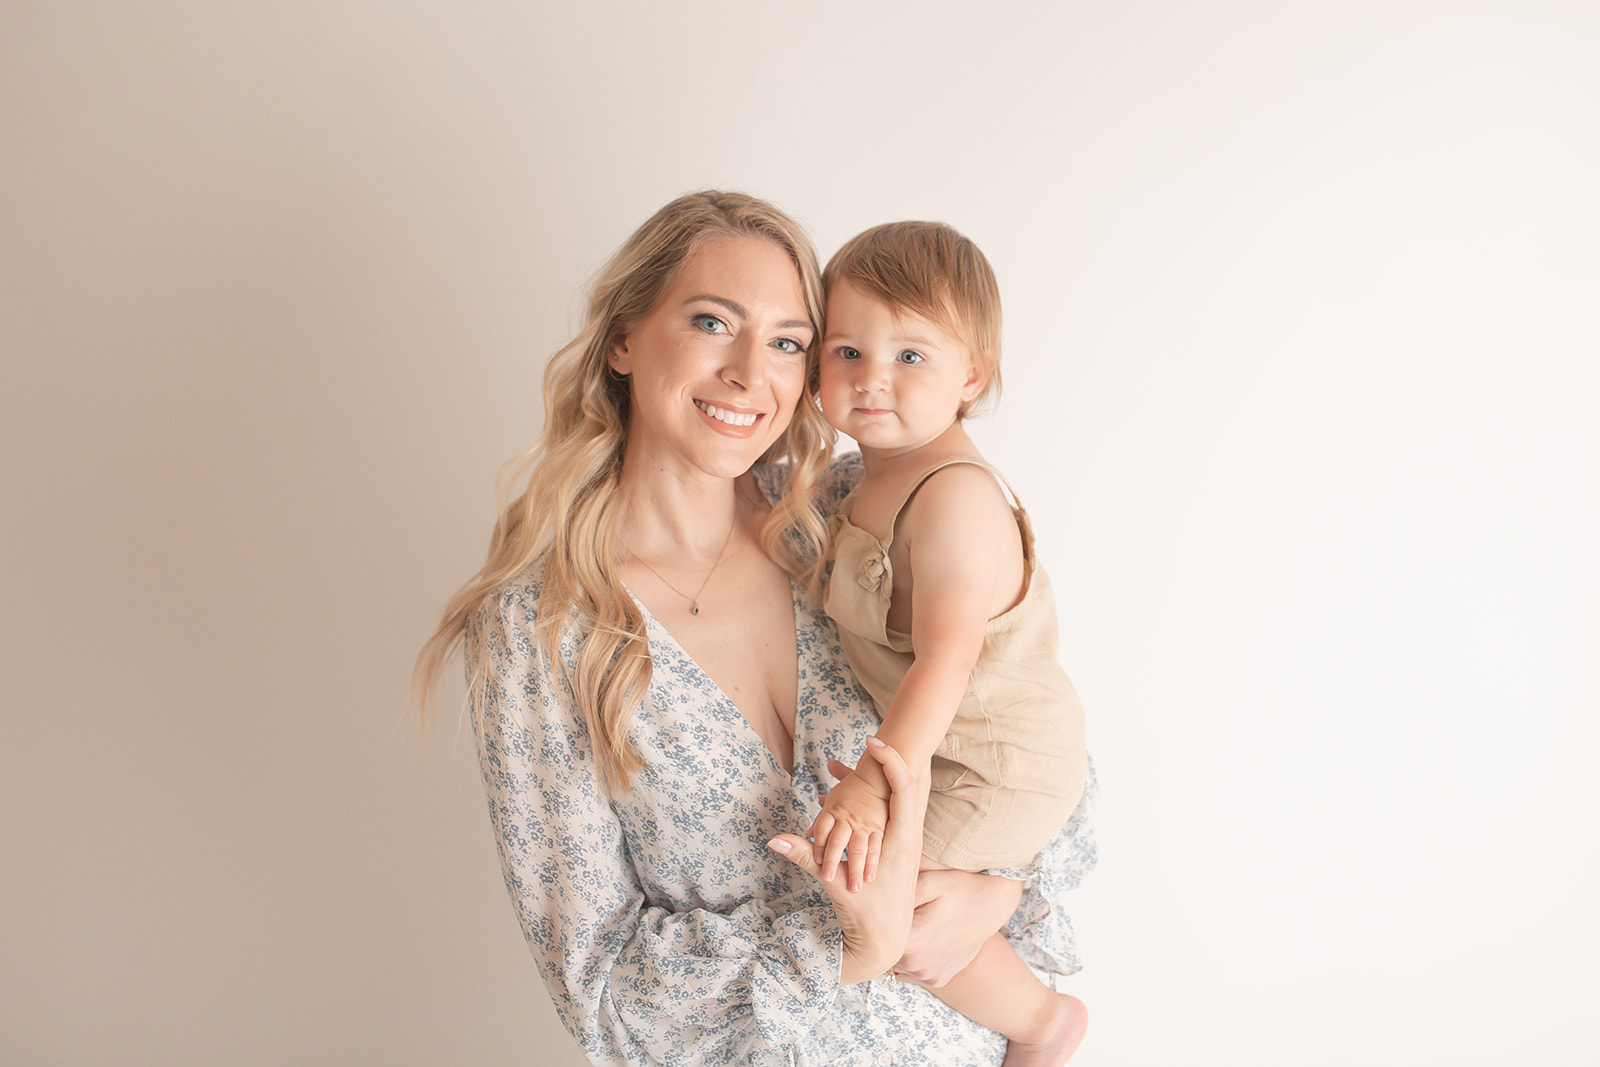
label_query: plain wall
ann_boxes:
[3,1,1596,1064]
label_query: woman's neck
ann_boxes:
[616,461,748,564]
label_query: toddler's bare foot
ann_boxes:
[1001,992,1087,1067]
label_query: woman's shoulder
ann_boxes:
[469,562,588,702]
[469,561,561,654]
[489,561,547,614]
[819,451,864,512]
[751,451,863,515]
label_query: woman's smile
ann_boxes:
[694,398,762,429]
[612,236,813,478]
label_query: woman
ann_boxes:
[414,191,1095,1066]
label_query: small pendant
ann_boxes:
[690,602,701,616]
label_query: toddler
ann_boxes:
[808,221,1089,1066]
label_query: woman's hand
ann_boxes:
[768,738,929,984]
[895,869,1023,987]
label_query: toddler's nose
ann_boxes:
[854,363,889,393]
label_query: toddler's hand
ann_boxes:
[807,768,890,893]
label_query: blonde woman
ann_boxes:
[414,191,1095,1066]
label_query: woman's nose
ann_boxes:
[721,335,766,391]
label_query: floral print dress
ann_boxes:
[470,455,1097,1066]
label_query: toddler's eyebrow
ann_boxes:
[683,294,811,332]
[822,328,939,347]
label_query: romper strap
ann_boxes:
[868,454,1041,603]
[884,456,1028,529]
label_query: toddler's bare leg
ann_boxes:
[930,932,1087,1067]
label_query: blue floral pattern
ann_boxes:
[470,454,1096,1066]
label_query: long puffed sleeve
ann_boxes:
[470,577,846,1066]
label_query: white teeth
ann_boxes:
[696,401,757,427]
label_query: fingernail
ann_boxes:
[768,838,792,855]
[867,737,885,748]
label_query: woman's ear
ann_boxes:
[609,330,633,376]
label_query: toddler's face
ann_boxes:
[819,281,983,457]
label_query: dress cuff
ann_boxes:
[752,904,843,1048]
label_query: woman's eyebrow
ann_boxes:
[682,294,746,317]
[682,294,812,332]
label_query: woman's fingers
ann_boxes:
[862,738,925,891]
[826,758,854,782]
[864,737,927,822]
[899,871,1022,987]
[768,834,860,906]
[768,834,831,888]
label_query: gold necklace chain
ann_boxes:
[630,518,736,617]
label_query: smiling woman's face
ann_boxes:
[611,236,815,483]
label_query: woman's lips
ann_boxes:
[694,399,761,429]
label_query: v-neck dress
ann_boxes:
[470,454,1097,1066]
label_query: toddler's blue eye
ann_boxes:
[838,346,861,360]
[693,314,728,334]
[897,350,924,365]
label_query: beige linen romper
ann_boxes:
[824,457,1088,869]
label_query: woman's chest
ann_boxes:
[616,602,880,908]
[615,682,810,910]
[666,583,799,772]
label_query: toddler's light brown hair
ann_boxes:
[822,220,1002,417]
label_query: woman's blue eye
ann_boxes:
[897,350,924,365]
[838,346,860,360]
[771,337,804,354]
[692,314,728,334]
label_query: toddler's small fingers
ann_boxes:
[823,824,853,883]
[810,812,835,866]
[864,831,883,885]
[847,840,869,894]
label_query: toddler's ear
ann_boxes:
[960,357,990,402]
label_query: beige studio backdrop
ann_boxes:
[3,2,1597,1064]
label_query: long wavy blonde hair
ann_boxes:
[413,191,834,793]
